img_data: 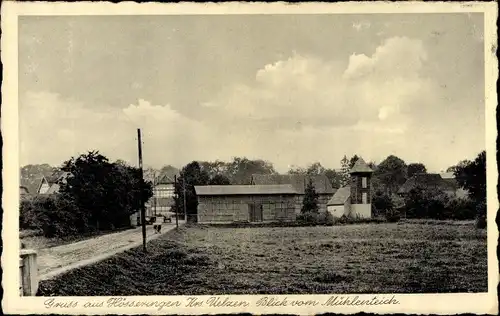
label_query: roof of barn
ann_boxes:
[195,184,298,196]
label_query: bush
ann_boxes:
[404,187,452,219]
[385,208,401,222]
[475,216,486,229]
[373,192,393,214]
[19,194,90,238]
[446,197,476,220]
[296,211,318,225]
[296,211,333,226]
[475,201,487,229]
[20,197,37,230]
[317,211,334,226]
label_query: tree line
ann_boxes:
[172,152,486,225]
[20,150,486,234]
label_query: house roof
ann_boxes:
[441,178,459,191]
[251,174,335,194]
[156,174,175,184]
[195,184,298,196]
[20,176,45,194]
[350,157,373,174]
[327,186,351,205]
[46,183,61,194]
[46,171,71,184]
[439,172,455,179]
[398,173,458,194]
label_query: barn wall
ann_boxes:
[198,194,297,224]
[318,194,332,213]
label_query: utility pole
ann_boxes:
[183,176,187,222]
[137,128,147,253]
[174,175,179,228]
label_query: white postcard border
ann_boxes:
[2,1,498,315]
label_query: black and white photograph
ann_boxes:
[2,1,498,315]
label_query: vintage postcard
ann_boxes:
[1,1,498,315]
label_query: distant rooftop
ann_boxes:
[251,174,335,194]
[398,173,459,194]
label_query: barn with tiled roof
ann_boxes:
[195,184,298,224]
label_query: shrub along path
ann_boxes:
[37,222,184,281]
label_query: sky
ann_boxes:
[18,13,485,172]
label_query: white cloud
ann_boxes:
[208,37,431,131]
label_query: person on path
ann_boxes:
[154,216,163,233]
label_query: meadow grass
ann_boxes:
[38,222,487,295]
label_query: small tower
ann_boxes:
[349,157,374,218]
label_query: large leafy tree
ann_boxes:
[324,168,342,189]
[199,160,229,179]
[288,165,307,174]
[208,174,231,185]
[60,151,153,230]
[446,160,470,174]
[198,157,276,184]
[306,162,326,175]
[288,162,342,189]
[301,179,319,214]
[454,151,486,203]
[20,163,59,180]
[174,161,210,222]
[407,163,427,178]
[227,157,276,184]
[373,155,408,195]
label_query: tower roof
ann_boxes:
[349,157,373,174]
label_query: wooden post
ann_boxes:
[137,128,147,253]
[20,249,38,296]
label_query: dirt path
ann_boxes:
[37,222,184,280]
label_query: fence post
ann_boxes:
[20,249,38,296]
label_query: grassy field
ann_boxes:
[38,221,488,296]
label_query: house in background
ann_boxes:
[250,174,335,213]
[398,173,468,198]
[147,174,176,217]
[195,184,298,224]
[327,157,374,219]
[20,176,49,198]
[20,170,72,198]
[45,171,72,194]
